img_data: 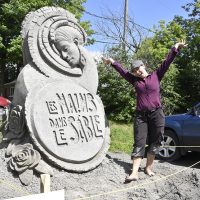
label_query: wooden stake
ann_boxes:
[40,174,50,193]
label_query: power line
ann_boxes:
[68,1,155,33]
[94,40,119,45]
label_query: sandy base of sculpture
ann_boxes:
[0,146,200,200]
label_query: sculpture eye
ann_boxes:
[63,47,68,52]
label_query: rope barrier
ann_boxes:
[111,141,200,148]
[0,141,198,197]
[0,148,199,199]
[161,146,200,148]
[74,160,200,200]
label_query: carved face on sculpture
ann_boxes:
[54,26,84,68]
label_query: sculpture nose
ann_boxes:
[61,51,68,60]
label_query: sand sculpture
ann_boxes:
[3,7,110,185]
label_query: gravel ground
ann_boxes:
[0,145,200,200]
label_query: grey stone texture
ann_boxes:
[13,7,98,105]
[0,149,200,200]
[3,6,110,185]
[25,79,110,171]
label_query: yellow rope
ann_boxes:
[161,146,200,148]
[0,141,198,198]
[1,158,199,199]
[74,160,200,200]
[111,141,200,148]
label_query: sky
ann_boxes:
[82,0,191,52]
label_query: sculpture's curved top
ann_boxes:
[21,7,87,77]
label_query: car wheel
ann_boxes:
[158,130,181,161]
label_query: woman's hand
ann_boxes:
[102,57,115,65]
[175,40,188,50]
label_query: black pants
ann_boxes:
[131,108,165,159]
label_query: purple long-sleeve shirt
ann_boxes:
[111,47,179,111]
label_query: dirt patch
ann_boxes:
[0,147,200,200]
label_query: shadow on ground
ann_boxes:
[157,151,200,169]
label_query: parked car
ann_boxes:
[0,96,10,108]
[0,96,10,120]
[158,103,200,161]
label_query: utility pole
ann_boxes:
[123,0,128,51]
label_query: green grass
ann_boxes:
[109,121,133,154]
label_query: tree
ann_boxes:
[98,46,135,122]
[97,0,199,121]
[121,0,200,114]
[97,17,187,120]
[90,8,150,55]
[0,0,93,93]
[93,7,152,122]
[173,0,200,110]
